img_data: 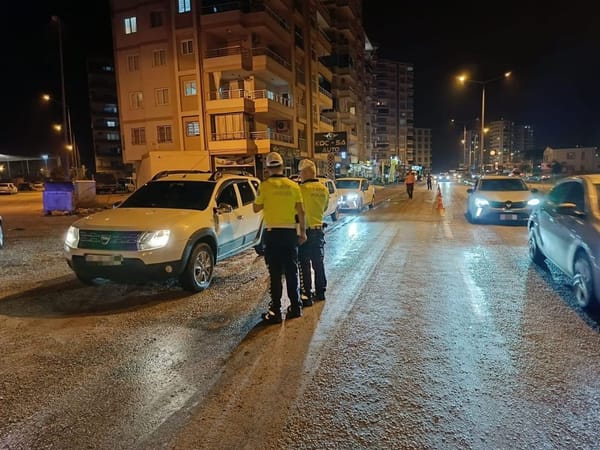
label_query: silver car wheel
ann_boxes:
[181,242,214,292]
[573,253,595,309]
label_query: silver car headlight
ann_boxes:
[65,226,80,248]
[527,198,540,206]
[474,197,489,207]
[138,230,170,250]
[347,192,359,200]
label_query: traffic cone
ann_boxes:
[435,185,446,216]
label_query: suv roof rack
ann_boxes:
[151,170,211,180]
[209,169,253,181]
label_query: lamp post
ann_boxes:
[42,93,80,177]
[50,15,70,177]
[457,72,511,174]
[450,119,469,169]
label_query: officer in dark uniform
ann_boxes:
[297,159,330,306]
[253,152,307,324]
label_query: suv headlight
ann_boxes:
[527,198,540,206]
[65,226,79,248]
[138,230,171,250]
[474,197,489,207]
[347,192,358,200]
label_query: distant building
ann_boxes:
[371,59,414,171]
[87,57,131,177]
[414,128,431,172]
[543,146,600,174]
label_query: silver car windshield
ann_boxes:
[120,180,215,210]
[479,179,528,191]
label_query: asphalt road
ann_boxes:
[1,182,599,450]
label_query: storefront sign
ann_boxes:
[314,132,347,154]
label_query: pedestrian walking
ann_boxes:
[297,159,329,307]
[253,152,307,324]
[426,173,432,190]
[405,171,416,199]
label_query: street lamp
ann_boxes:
[450,119,471,170]
[42,93,81,176]
[457,71,511,174]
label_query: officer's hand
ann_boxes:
[298,233,307,245]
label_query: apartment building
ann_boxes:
[86,57,130,178]
[110,0,368,182]
[372,58,414,175]
[413,127,431,172]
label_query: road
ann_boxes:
[1,182,599,450]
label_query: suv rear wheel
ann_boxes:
[180,242,214,292]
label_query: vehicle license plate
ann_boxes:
[500,214,518,220]
[85,254,122,265]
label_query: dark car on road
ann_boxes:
[528,174,600,309]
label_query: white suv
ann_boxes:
[64,170,264,292]
[318,176,340,221]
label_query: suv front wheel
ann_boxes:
[180,242,214,292]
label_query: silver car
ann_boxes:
[528,174,600,309]
[466,175,540,224]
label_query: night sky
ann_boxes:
[2,2,598,171]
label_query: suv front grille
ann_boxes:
[78,230,142,251]
[489,201,527,209]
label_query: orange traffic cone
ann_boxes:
[435,185,446,216]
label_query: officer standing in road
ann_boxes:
[253,152,307,324]
[297,159,329,306]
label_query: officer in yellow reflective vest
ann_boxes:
[253,152,307,324]
[297,159,329,306]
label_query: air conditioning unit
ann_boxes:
[276,120,289,132]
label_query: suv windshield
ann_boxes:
[336,179,360,189]
[479,179,528,191]
[120,180,215,210]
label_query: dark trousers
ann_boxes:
[406,183,414,198]
[299,229,327,299]
[264,229,302,313]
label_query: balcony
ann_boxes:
[208,129,294,155]
[204,45,251,72]
[206,89,255,114]
[252,47,292,81]
[251,89,293,118]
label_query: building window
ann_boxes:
[124,16,137,34]
[131,128,146,145]
[153,49,166,67]
[178,0,191,13]
[127,55,139,72]
[129,91,144,109]
[184,80,197,96]
[155,88,169,105]
[106,132,120,141]
[103,104,118,113]
[150,11,163,27]
[181,39,193,55]
[106,120,117,127]
[157,125,173,143]
[186,121,200,136]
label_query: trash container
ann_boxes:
[43,181,75,215]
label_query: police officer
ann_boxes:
[297,159,329,306]
[253,152,307,324]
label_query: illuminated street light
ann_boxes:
[457,71,511,174]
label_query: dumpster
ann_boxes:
[43,181,75,215]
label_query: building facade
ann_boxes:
[87,57,130,178]
[543,146,600,174]
[413,127,431,173]
[109,0,369,182]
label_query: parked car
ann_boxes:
[288,174,340,222]
[0,215,4,249]
[319,176,340,221]
[0,182,18,195]
[64,170,264,292]
[335,177,375,211]
[528,174,600,309]
[436,172,452,182]
[465,175,540,224]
